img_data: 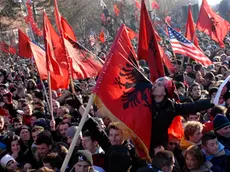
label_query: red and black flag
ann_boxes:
[93,24,152,159]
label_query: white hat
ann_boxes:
[0,154,15,169]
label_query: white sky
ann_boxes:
[198,0,222,6]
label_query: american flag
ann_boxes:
[167,26,212,66]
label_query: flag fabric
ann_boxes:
[54,0,76,41]
[197,0,230,47]
[64,36,103,80]
[93,24,152,159]
[126,27,137,40]
[185,5,200,50]
[167,25,212,66]
[18,29,32,58]
[99,30,105,43]
[43,12,63,76]
[151,1,160,10]
[28,42,47,80]
[114,4,120,16]
[0,42,16,54]
[138,0,165,82]
[100,0,106,8]
[135,0,141,9]
[159,46,175,73]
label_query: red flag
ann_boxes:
[18,29,32,58]
[44,13,69,89]
[114,4,120,16]
[151,1,160,10]
[168,116,184,139]
[54,0,76,41]
[197,0,230,47]
[64,37,103,79]
[138,0,165,82]
[28,42,47,80]
[185,5,200,50]
[0,42,16,54]
[159,45,175,73]
[126,27,137,40]
[61,17,77,41]
[93,24,152,159]
[43,12,63,76]
[99,30,105,43]
[135,0,141,9]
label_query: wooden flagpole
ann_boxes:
[60,94,95,172]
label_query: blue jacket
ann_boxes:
[203,142,230,172]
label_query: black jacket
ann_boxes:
[215,133,230,151]
[150,98,213,154]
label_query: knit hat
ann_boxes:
[213,114,230,131]
[0,154,15,169]
[66,126,82,138]
[71,150,93,166]
[209,87,218,97]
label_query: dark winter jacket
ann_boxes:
[150,98,213,154]
[215,133,230,151]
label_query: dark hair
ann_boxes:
[194,64,202,72]
[8,135,23,153]
[175,82,185,89]
[35,131,53,146]
[218,65,228,74]
[210,106,226,118]
[189,82,200,93]
[12,116,23,123]
[202,132,217,146]
[82,130,97,142]
[186,64,193,68]
[43,152,63,170]
[152,150,174,170]
[31,112,45,119]
[204,72,215,81]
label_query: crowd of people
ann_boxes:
[0,7,230,172]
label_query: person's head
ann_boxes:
[175,82,185,96]
[152,77,175,99]
[194,64,204,75]
[82,130,99,154]
[184,121,203,143]
[27,79,36,90]
[58,122,71,138]
[189,83,201,100]
[43,152,63,171]
[214,114,230,138]
[108,122,124,145]
[151,150,175,172]
[31,126,44,142]
[93,117,106,130]
[9,135,23,154]
[12,116,23,130]
[19,126,31,142]
[210,106,226,120]
[71,150,93,172]
[35,132,53,159]
[186,113,200,122]
[22,103,33,116]
[204,72,215,86]
[52,100,60,114]
[66,126,82,146]
[167,134,180,152]
[184,145,205,170]
[0,116,5,131]
[218,65,228,75]
[0,154,18,171]
[186,64,193,73]
[63,114,72,123]
[33,90,44,102]
[201,132,219,156]
[57,106,69,118]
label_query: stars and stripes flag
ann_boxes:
[167,26,212,66]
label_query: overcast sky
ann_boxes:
[198,0,222,6]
